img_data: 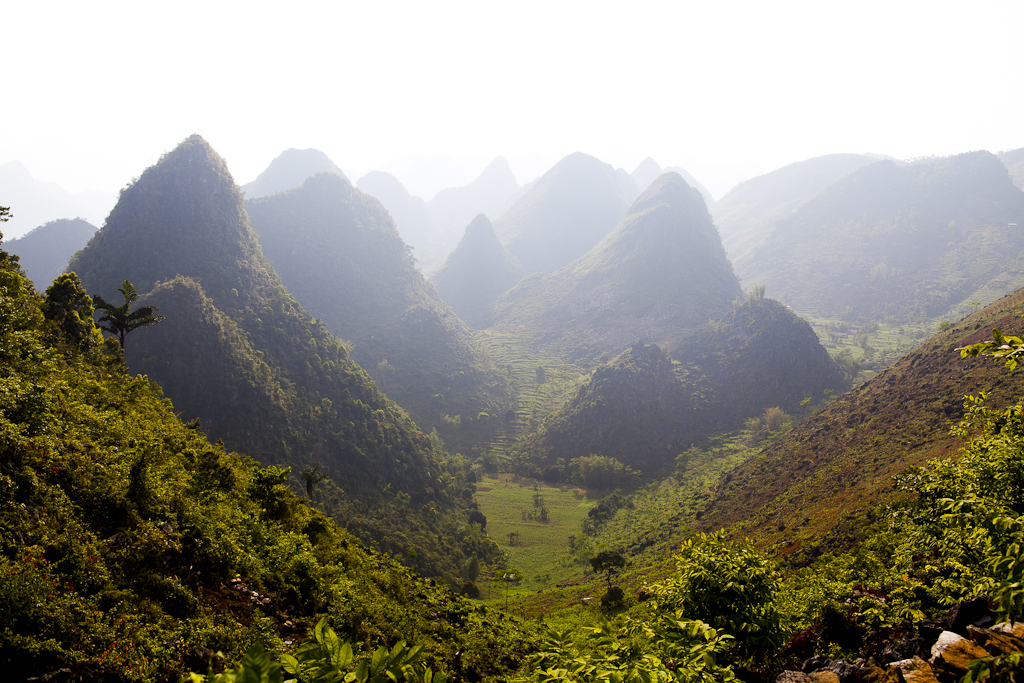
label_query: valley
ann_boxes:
[3,135,1024,683]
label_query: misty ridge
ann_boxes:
[5,133,1024,683]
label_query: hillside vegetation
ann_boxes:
[246,172,509,451]
[0,242,532,682]
[67,136,486,582]
[356,170,440,269]
[514,294,845,483]
[735,151,1024,322]
[698,286,1024,556]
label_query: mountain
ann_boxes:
[4,217,96,288]
[428,156,520,239]
[68,135,479,580]
[491,172,742,360]
[245,172,507,447]
[0,161,114,238]
[355,170,441,268]
[430,214,525,328]
[632,157,714,204]
[999,146,1024,190]
[492,152,641,274]
[519,296,845,480]
[695,286,1024,557]
[711,153,878,263]
[0,243,527,682]
[734,151,1024,322]
[241,148,347,199]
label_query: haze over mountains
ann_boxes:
[4,217,96,288]
[240,148,348,199]
[11,125,1024,683]
[735,151,1024,321]
[710,153,879,263]
[245,171,507,445]
[429,213,524,329]
[0,161,114,238]
[66,136,481,580]
[491,172,740,359]
[493,152,641,274]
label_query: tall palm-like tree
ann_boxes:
[92,280,165,350]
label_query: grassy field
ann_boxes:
[474,473,597,603]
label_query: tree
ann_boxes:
[0,206,10,222]
[43,273,101,355]
[300,464,329,500]
[590,550,626,587]
[492,568,523,609]
[92,280,165,350]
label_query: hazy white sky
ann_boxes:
[2,0,1022,201]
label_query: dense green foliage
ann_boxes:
[4,217,96,288]
[0,238,536,681]
[66,135,488,582]
[515,297,844,481]
[492,152,639,274]
[695,290,1024,554]
[430,214,525,329]
[735,151,1024,322]
[245,172,507,450]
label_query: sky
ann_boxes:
[2,0,1022,205]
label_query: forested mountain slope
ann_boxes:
[241,148,347,199]
[517,295,845,481]
[430,214,525,328]
[0,246,528,682]
[735,151,1024,321]
[697,286,1024,555]
[492,152,640,274]
[491,172,741,361]
[67,135,482,580]
[5,217,96,288]
[246,172,508,446]
[711,153,877,263]
[355,170,440,267]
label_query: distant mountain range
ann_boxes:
[0,161,114,239]
[493,152,640,274]
[4,217,96,289]
[246,172,508,448]
[491,172,741,359]
[631,157,714,205]
[710,153,878,264]
[241,148,347,199]
[734,151,1024,322]
[355,171,440,268]
[429,214,525,328]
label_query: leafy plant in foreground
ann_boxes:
[190,617,449,683]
